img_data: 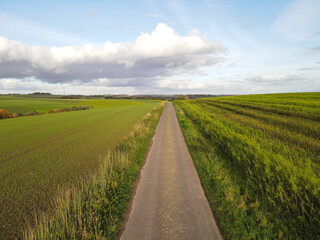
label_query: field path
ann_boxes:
[121,102,222,240]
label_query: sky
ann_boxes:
[0,0,319,95]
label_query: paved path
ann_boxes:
[121,102,222,240]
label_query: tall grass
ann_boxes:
[175,93,320,239]
[24,102,165,240]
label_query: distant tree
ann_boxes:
[29,92,52,95]
[0,109,12,119]
[176,95,188,100]
[61,95,81,99]
[48,106,90,114]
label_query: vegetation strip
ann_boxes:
[197,101,320,155]
[174,92,320,239]
[201,100,320,139]
[23,102,165,239]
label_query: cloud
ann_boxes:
[307,45,320,52]
[298,67,320,71]
[0,77,65,94]
[0,23,225,85]
[1,75,318,95]
[87,77,207,90]
[310,31,320,40]
[272,0,320,41]
[246,74,305,82]
[0,77,219,95]
[302,45,320,55]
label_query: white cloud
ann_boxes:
[272,0,320,41]
[155,78,206,89]
[1,75,318,95]
[0,23,225,84]
[298,67,320,71]
[246,74,305,82]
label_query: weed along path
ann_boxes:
[121,102,222,240]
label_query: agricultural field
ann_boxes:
[0,95,156,115]
[0,95,85,114]
[0,98,161,239]
[174,92,320,239]
[79,99,155,109]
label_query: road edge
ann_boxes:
[117,103,167,239]
[172,102,224,239]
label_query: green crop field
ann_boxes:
[174,92,320,239]
[79,99,147,108]
[0,95,85,114]
[0,95,153,115]
[0,98,161,239]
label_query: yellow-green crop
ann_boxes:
[174,92,320,239]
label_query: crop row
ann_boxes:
[0,102,159,239]
[175,93,320,239]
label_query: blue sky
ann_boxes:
[0,0,319,94]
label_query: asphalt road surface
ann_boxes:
[121,102,223,240]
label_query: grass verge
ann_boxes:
[24,102,165,240]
